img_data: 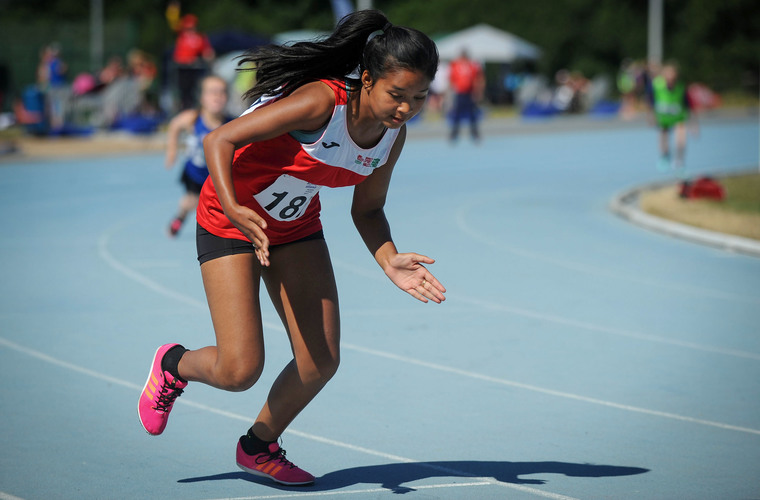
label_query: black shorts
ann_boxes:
[196,223,325,265]
[181,170,205,195]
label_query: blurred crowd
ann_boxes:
[15,42,164,136]
[11,3,253,137]
[6,11,725,141]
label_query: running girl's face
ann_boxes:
[363,68,430,129]
[200,77,228,115]
[662,65,678,86]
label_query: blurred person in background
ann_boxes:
[170,11,215,110]
[426,61,448,116]
[128,49,159,114]
[649,61,698,170]
[617,58,640,120]
[98,55,126,87]
[37,42,68,131]
[164,75,230,237]
[448,48,484,143]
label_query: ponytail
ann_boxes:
[239,10,438,101]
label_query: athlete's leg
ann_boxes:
[659,126,671,158]
[169,191,200,236]
[178,192,200,220]
[251,238,340,441]
[178,253,266,391]
[467,94,480,141]
[450,94,464,141]
[656,126,672,170]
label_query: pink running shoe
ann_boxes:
[168,218,183,237]
[138,344,187,435]
[236,440,315,486]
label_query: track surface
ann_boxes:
[1,115,758,499]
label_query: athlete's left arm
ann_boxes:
[351,127,446,304]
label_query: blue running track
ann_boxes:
[1,114,758,499]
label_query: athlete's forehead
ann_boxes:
[381,69,430,92]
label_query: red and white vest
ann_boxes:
[197,79,400,245]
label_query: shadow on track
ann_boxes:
[179,459,649,493]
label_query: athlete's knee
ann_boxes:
[301,350,340,385]
[215,357,264,392]
[320,352,341,380]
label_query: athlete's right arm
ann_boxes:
[164,109,197,168]
[202,81,335,266]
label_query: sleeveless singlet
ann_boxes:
[652,76,688,128]
[196,79,401,245]
[182,114,215,185]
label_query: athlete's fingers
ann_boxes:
[419,278,444,303]
[254,247,270,267]
[409,253,435,265]
[248,210,268,230]
[410,285,429,303]
[423,273,446,293]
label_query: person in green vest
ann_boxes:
[649,62,697,171]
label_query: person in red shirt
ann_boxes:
[448,49,484,143]
[172,13,215,110]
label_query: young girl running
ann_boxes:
[164,75,230,236]
[649,62,698,171]
[138,10,445,486]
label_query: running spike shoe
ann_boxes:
[236,440,315,486]
[138,344,187,435]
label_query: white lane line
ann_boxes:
[97,223,207,310]
[343,342,760,436]
[454,195,760,305]
[0,336,577,500]
[330,260,760,362]
[205,479,579,500]
[450,293,760,361]
[0,492,26,500]
[94,220,760,436]
[205,482,493,500]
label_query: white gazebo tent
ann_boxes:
[435,24,542,63]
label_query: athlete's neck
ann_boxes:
[347,87,386,149]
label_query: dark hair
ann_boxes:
[239,10,438,101]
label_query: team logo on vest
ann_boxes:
[355,155,381,169]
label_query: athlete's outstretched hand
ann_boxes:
[385,253,446,304]
[224,203,271,266]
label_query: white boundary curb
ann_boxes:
[609,169,760,258]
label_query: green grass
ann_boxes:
[712,173,760,214]
[0,125,24,140]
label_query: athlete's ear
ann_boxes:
[361,70,374,90]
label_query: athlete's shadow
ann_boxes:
[179,460,649,493]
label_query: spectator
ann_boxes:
[37,43,69,131]
[171,13,215,110]
[128,49,158,113]
[448,49,484,143]
[617,59,638,119]
[99,55,126,86]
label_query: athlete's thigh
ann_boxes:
[262,238,340,358]
[201,253,265,361]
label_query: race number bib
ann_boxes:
[253,174,321,222]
